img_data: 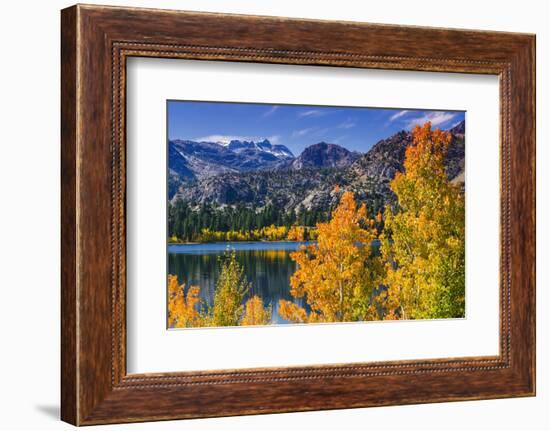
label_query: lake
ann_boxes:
[168,241,312,324]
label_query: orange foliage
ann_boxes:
[167,274,201,328]
[279,191,381,323]
[381,121,465,320]
[278,300,309,324]
[287,225,306,241]
[167,121,464,327]
[242,296,272,326]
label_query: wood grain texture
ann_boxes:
[60,5,78,425]
[60,4,536,425]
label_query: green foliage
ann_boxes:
[168,251,272,328]
[279,191,382,323]
[168,201,330,242]
[168,121,466,327]
[168,200,330,242]
[242,296,272,326]
[381,122,465,320]
[209,250,251,327]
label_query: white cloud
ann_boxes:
[332,135,348,144]
[291,126,333,140]
[405,111,456,129]
[262,105,279,118]
[291,127,317,138]
[337,119,356,129]
[297,109,325,118]
[267,135,281,145]
[389,110,409,122]
[195,135,252,144]
[195,134,281,145]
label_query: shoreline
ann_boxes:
[168,239,312,246]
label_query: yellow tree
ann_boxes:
[381,121,465,320]
[210,250,250,327]
[287,225,305,241]
[279,191,382,323]
[241,296,272,326]
[167,275,201,328]
[169,252,273,328]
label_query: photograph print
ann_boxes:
[167,101,466,328]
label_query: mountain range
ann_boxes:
[168,138,295,198]
[169,121,465,214]
[170,138,293,177]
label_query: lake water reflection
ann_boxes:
[167,241,311,324]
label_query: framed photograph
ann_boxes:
[61,4,535,425]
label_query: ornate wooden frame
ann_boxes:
[61,4,536,425]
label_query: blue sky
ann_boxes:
[168,100,465,156]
